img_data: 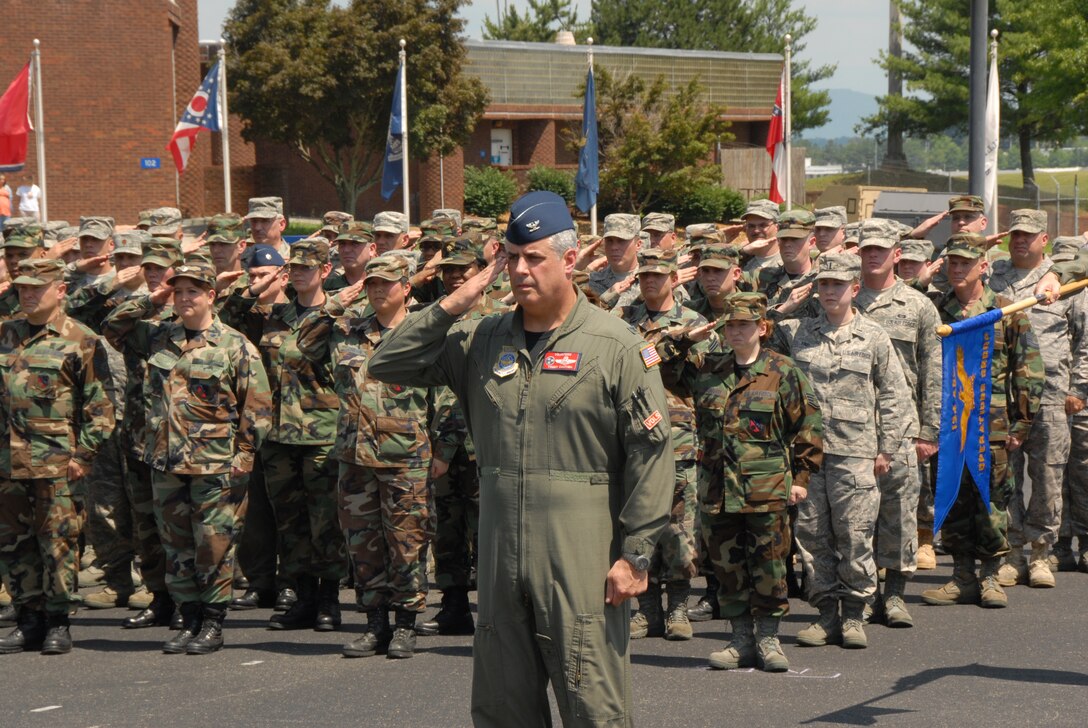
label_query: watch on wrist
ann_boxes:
[622,552,651,572]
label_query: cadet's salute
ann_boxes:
[368,191,674,727]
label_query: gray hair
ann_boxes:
[548,228,578,257]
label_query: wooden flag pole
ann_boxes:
[937,279,1088,337]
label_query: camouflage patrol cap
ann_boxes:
[641,212,675,233]
[147,207,183,235]
[137,209,153,228]
[335,221,374,244]
[79,216,115,240]
[857,218,898,249]
[142,240,182,268]
[321,211,353,233]
[462,216,498,233]
[948,195,984,213]
[382,249,419,275]
[373,210,409,235]
[602,213,641,240]
[208,212,245,234]
[13,258,66,285]
[207,227,244,245]
[3,216,34,231]
[742,199,780,220]
[417,233,447,251]
[899,239,935,263]
[815,252,861,281]
[685,223,718,240]
[168,260,217,288]
[113,231,152,255]
[57,226,80,246]
[699,244,740,270]
[288,238,330,267]
[2,227,43,249]
[364,254,411,282]
[245,196,284,220]
[944,232,987,259]
[636,249,678,275]
[776,209,815,239]
[843,222,861,246]
[1050,236,1084,263]
[42,220,70,242]
[814,206,848,229]
[431,209,462,230]
[420,217,458,238]
[437,232,488,268]
[723,292,767,322]
[1009,208,1047,235]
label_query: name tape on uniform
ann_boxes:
[542,351,581,372]
[643,410,663,430]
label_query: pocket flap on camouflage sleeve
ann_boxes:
[26,417,68,435]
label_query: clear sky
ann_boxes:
[197,0,889,95]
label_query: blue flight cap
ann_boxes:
[505,191,574,245]
[246,244,285,269]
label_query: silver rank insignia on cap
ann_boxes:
[493,350,518,378]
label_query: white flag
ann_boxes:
[983,46,999,233]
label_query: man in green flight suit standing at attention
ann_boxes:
[369,191,674,727]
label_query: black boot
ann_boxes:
[314,579,342,632]
[0,603,15,627]
[170,610,184,630]
[387,609,418,659]
[274,587,298,612]
[230,588,276,610]
[0,608,46,654]
[687,575,721,622]
[123,591,175,629]
[269,576,317,630]
[162,602,203,654]
[342,609,392,658]
[417,587,474,636]
[187,603,226,654]
[41,613,72,655]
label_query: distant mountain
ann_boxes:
[805,88,879,140]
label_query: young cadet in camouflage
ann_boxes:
[296,254,434,660]
[221,239,347,632]
[770,253,910,650]
[614,249,707,642]
[986,211,1088,589]
[0,227,43,320]
[855,222,943,628]
[0,258,114,655]
[324,221,376,295]
[410,217,458,304]
[419,234,508,638]
[752,210,820,322]
[103,260,271,655]
[739,199,782,273]
[368,191,674,728]
[588,213,643,308]
[460,219,512,302]
[920,233,1044,610]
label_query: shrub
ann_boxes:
[666,184,746,227]
[526,165,575,205]
[463,165,519,218]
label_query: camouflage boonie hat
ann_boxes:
[723,292,767,322]
[3,227,43,249]
[373,211,409,235]
[814,206,848,229]
[462,216,497,233]
[815,252,861,281]
[42,220,70,242]
[245,196,284,220]
[169,260,217,287]
[944,232,987,259]
[843,222,861,246]
[113,231,151,255]
[948,195,984,213]
[288,239,330,267]
[437,232,488,268]
[420,217,458,238]
[641,212,675,233]
[776,209,815,239]
[1050,236,1083,263]
[636,249,678,275]
[208,212,244,235]
[364,254,411,282]
[147,207,183,235]
[13,258,65,285]
[699,244,740,270]
[899,239,935,263]
[602,213,641,240]
[857,218,898,249]
[321,211,353,233]
[335,221,374,244]
[142,241,181,268]
[742,199,780,220]
[79,216,115,240]
[431,209,462,230]
[1009,208,1047,234]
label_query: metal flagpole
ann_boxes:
[32,39,47,223]
[218,40,233,213]
[588,37,597,237]
[399,39,410,221]
[784,34,792,210]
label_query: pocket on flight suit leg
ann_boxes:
[471,623,506,710]
[568,613,626,723]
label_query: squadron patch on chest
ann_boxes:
[541,351,581,372]
[493,350,518,378]
[640,344,661,369]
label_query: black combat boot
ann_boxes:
[0,603,15,627]
[269,576,317,630]
[274,587,298,612]
[387,609,418,659]
[342,609,392,658]
[687,574,721,622]
[417,587,474,636]
[230,588,276,610]
[186,603,227,654]
[314,579,342,632]
[123,591,175,629]
[162,602,203,654]
[0,608,46,654]
[41,613,72,655]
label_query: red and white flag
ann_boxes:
[167,61,222,174]
[0,62,31,173]
[765,65,787,204]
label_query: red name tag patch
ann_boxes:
[643,410,663,430]
[542,351,582,372]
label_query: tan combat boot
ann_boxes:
[916,529,937,570]
[1028,542,1055,588]
[755,616,789,672]
[996,547,1027,587]
[921,555,980,605]
[709,615,755,669]
[979,558,1009,608]
[83,585,135,609]
[663,582,693,641]
[840,600,868,649]
[796,599,841,647]
[0,582,10,607]
[882,569,913,628]
[630,583,664,639]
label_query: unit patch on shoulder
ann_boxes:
[640,344,661,369]
[643,410,663,430]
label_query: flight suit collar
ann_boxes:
[503,286,590,356]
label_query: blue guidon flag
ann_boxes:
[381,59,406,200]
[934,308,1002,531]
[574,66,598,214]
[167,61,222,174]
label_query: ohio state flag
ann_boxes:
[765,66,787,204]
[0,62,31,173]
[167,61,222,174]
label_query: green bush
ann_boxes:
[666,184,746,227]
[526,165,575,205]
[463,165,519,218]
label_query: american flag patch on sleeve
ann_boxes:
[640,344,661,369]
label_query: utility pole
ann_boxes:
[884,0,907,168]
[968,0,989,196]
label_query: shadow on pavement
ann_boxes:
[631,653,707,669]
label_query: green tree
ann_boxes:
[588,0,834,132]
[225,0,488,214]
[482,0,589,42]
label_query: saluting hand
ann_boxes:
[336,279,366,307]
[215,269,246,294]
[721,223,744,244]
[44,237,77,260]
[439,252,507,317]
[917,257,944,288]
[911,209,949,239]
[182,233,206,255]
[149,283,173,306]
[676,265,698,286]
[574,237,603,271]
[74,255,110,273]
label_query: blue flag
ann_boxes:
[934,308,1002,531]
[574,68,598,213]
[381,61,405,200]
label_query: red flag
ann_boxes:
[0,63,31,173]
[765,66,786,204]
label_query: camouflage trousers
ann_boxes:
[126,455,166,593]
[938,444,1011,560]
[1008,405,1069,548]
[262,441,346,582]
[0,477,78,615]
[431,448,478,591]
[338,462,431,612]
[874,438,921,574]
[85,429,135,586]
[151,470,247,606]
[795,454,880,607]
[233,465,281,592]
[917,457,935,532]
[1060,415,1088,546]
[703,508,790,619]
[650,458,697,583]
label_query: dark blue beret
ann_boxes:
[505,191,574,245]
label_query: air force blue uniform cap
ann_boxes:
[505,191,575,245]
